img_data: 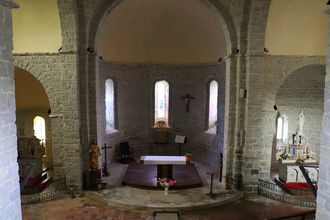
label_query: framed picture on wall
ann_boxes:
[292,134,301,145]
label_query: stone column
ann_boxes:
[49,114,64,178]
[316,5,330,220]
[0,1,21,219]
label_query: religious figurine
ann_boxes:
[305,144,317,160]
[156,120,167,129]
[89,141,101,170]
[296,110,305,136]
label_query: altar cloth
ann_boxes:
[140,156,186,165]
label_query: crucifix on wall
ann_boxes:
[181,94,195,112]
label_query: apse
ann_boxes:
[96,0,227,64]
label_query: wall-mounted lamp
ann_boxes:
[87,47,94,53]
[99,56,103,60]
[232,48,239,55]
[264,47,269,53]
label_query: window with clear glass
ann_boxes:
[276,115,288,148]
[155,80,169,126]
[33,116,46,145]
[105,79,115,133]
[208,80,218,132]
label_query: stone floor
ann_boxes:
[86,186,242,211]
[22,194,315,220]
[21,161,315,219]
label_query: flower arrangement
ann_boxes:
[158,178,176,194]
[185,153,192,162]
[280,152,291,160]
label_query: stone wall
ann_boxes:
[0,1,22,219]
[244,55,325,192]
[97,62,226,167]
[316,6,330,220]
[16,109,53,168]
[13,54,82,190]
[86,0,249,186]
[276,65,325,153]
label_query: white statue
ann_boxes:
[296,110,304,136]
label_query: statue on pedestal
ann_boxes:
[89,141,101,170]
[296,110,304,136]
[89,141,101,189]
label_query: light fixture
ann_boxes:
[87,47,94,53]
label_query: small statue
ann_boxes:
[296,110,305,136]
[89,141,101,170]
[156,120,167,129]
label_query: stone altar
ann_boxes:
[18,136,45,177]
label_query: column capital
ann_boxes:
[0,0,19,9]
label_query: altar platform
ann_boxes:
[86,186,243,212]
[122,162,203,189]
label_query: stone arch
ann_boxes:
[88,0,236,56]
[13,63,57,111]
[243,56,325,192]
[88,0,238,184]
[14,65,55,175]
[247,0,271,54]
[57,0,79,52]
[270,59,326,102]
[13,57,67,182]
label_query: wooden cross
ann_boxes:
[101,143,112,177]
[181,94,195,112]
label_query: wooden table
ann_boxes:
[140,156,186,179]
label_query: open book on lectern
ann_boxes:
[175,135,186,144]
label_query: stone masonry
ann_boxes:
[97,62,226,168]
[0,0,22,219]
[276,65,325,154]
[4,1,330,209]
[13,54,82,191]
[316,5,330,220]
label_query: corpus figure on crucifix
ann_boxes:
[181,94,194,112]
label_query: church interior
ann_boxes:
[1,0,330,219]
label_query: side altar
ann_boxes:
[276,143,318,183]
[275,110,319,183]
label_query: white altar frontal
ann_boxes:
[279,164,319,183]
[140,156,186,165]
[140,156,186,179]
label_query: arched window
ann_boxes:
[33,116,46,145]
[276,115,288,148]
[208,80,218,132]
[105,79,115,133]
[155,80,169,126]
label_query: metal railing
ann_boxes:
[21,177,68,205]
[258,179,316,208]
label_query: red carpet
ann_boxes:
[282,182,317,190]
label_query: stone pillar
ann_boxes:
[0,1,21,219]
[316,5,330,220]
[49,114,64,178]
